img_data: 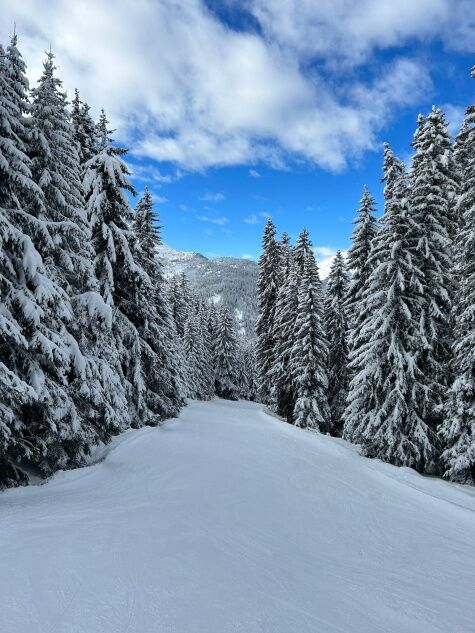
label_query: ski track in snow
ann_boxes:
[1,399,474,633]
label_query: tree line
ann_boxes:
[256,67,475,485]
[0,37,254,490]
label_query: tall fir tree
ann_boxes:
[214,305,239,400]
[324,250,349,435]
[29,50,122,472]
[71,89,96,167]
[269,239,299,420]
[291,250,329,430]
[410,108,456,441]
[439,68,475,484]
[132,189,185,421]
[344,145,434,470]
[256,219,281,402]
[346,185,378,331]
[83,109,147,428]
[0,35,44,487]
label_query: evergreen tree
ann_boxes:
[182,301,214,401]
[410,108,456,439]
[214,305,238,400]
[0,36,42,487]
[324,250,349,435]
[291,250,329,430]
[439,68,475,483]
[83,109,147,427]
[346,185,378,328]
[344,145,434,470]
[256,219,280,402]
[293,228,313,276]
[71,89,96,166]
[269,240,299,420]
[236,340,258,401]
[169,273,191,338]
[132,189,185,421]
[29,51,122,471]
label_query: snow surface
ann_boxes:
[1,399,474,633]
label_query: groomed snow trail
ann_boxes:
[1,400,474,633]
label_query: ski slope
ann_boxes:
[1,400,474,633]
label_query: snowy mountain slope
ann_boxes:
[1,400,474,633]
[158,244,258,337]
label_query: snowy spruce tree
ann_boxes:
[169,273,191,338]
[256,219,281,402]
[132,189,185,420]
[71,88,96,167]
[346,185,378,332]
[236,340,258,401]
[410,108,456,437]
[439,69,475,484]
[0,36,45,487]
[344,145,434,470]
[214,305,238,400]
[269,235,299,420]
[29,50,129,471]
[291,250,329,430]
[84,110,153,428]
[324,251,349,435]
[182,302,214,401]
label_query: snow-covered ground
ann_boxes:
[1,400,474,633]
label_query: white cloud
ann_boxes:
[242,254,255,260]
[244,214,260,224]
[249,169,261,178]
[441,103,466,136]
[1,0,471,170]
[196,215,229,225]
[259,211,271,219]
[128,162,174,184]
[314,246,338,259]
[244,0,474,65]
[151,194,168,204]
[199,192,225,202]
[317,250,348,280]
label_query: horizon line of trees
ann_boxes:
[0,36,255,490]
[256,65,475,485]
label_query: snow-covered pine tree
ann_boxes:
[269,235,299,420]
[324,250,349,435]
[236,340,258,401]
[291,249,329,430]
[71,89,96,167]
[343,145,434,470]
[182,300,214,400]
[29,50,127,472]
[346,185,378,330]
[293,228,313,277]
[214,304,238,400]
[169,273,191,338]
[0,36,43,487]
[439,68,475,484]
[256,219,281,402]
[83,109,150,428]
[132,188,185,421]
[410,108,456,440]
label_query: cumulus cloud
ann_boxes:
[244,0,474,65]
[1,0,472,170]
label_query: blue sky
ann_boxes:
[1,0,474,260]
